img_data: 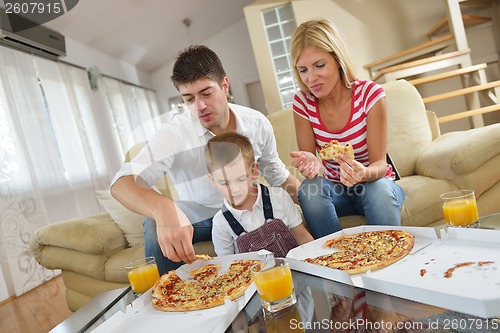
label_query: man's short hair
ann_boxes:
[205,132,255,173]
[171,45,226,90]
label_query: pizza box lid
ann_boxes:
[91,251,267,333]
[362,227,500,318]
[286,225,438,287]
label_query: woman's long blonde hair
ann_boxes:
[290,19,357,93]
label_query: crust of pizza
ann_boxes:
[152,259,259,312]
[319,140,355,160]
[305,230,414,274]
[195,254,213,261]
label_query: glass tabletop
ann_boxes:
[226,270,500,333]
[50,287,135,333]
[479,212,500,230]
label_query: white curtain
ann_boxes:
[0,47,111,296]
[100,76,162,155]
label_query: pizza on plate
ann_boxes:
[319,140,355,160]
[152,258,260,312]
[303,230,414,274]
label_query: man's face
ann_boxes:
[179,77,230,134]
[209,154,259,209]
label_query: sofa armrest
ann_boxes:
[426,110,441,140]
[30,212,128,261]
[415,123,500,179]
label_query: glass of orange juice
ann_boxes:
[125,256,160,297]
[440,190,479,228]
[251,258,296,313]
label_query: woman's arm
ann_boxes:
[365,97,389,181]
[337,98,388,185]
[294,112,316,153]
[290,112,322,179]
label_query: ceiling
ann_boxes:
[43,0,255,72]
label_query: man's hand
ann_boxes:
[155,203,196,264]
[111,175,198,264]
[290,151,321,179]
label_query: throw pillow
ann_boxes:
[95,190,144,247]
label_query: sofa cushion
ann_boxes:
[62,271,129,311]
[453,154,500,198]
[267,109,306,184]
[383,80,433,177]
[30,212,127,257]
[397,176,457,227]
[415,123,500,180]
[96,190,144,247]
[105,245,145,283]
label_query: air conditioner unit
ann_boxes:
[0,8,66,59]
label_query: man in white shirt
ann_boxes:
[111,45,300,274]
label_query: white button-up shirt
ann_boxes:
[111,103,290,208]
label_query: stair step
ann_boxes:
[426,14,491,37]
[423,80,500,103]
[438,104,500,123]
[373,49,471,82]
[364,34,454,73]
[408,63,487,86]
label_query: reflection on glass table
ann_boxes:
[226,270,500,333]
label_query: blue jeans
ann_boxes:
[298,177,405,238]
[144,201,220,275]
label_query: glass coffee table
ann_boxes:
[52,267,499,333]
[52,214,500,332]
[479,212,500,230]
[50,287,135,333]
[226,269,499,333]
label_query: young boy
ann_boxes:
[205,131,313,256]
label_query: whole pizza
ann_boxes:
[303,230,414,274]
[152,258,260,312]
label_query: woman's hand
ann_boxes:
[337,154,367,187]
[290,151,322,179]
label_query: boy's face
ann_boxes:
[209,154,259,209]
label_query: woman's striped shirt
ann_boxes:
[292,79,395,183]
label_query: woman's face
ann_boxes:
[295,47,341,98]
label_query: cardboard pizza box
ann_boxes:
[91,252,266,333]
[286,225,438,287]
[362,227,500,318]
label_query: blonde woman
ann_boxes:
[289,19,404,237]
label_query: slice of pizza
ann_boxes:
[214,259,260,300]
[189,263,221,285]
[319,140,355,160]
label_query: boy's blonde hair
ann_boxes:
[205,132,255,173]
[290,18,357,92]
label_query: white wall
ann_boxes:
[151,18,259,113]
[62,37,153,89]
[0,265,9,302]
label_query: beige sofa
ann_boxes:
[30,79,500,311]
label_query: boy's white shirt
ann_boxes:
[211,184,302,256]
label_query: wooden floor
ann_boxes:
[0,276,73,333]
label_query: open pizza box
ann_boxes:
[362,227,500,318]
[91,251,268,333]
[286,225,438,287]
[287,225,500,318]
